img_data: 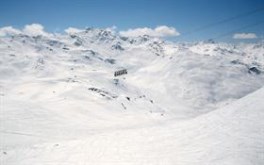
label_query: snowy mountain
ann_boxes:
[0,28,264,165]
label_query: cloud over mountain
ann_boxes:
[0,26,21,36]
[119,26,180,37]
[0,23,52,37]
[23,23,52,37]
[233,33,257,39]
[65,27,83,34]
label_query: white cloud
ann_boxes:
[0,26,21,36]
[119,26,180,37]
[65,27,83,34]
[0,24,53,37]
[105,26,117,34]
[233,33,257,39]
[0,24,180,38]
[23,23,52,37]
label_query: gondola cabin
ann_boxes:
[114,69,127,77]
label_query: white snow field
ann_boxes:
[0,28,264,165]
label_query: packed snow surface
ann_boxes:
[0,28,264,165]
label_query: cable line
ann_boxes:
[212,21,264,40]
[180,6,264,37]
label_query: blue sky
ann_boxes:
[0,0,263,42]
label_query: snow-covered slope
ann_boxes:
[0,28,264,164]
[3,86,264,165]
